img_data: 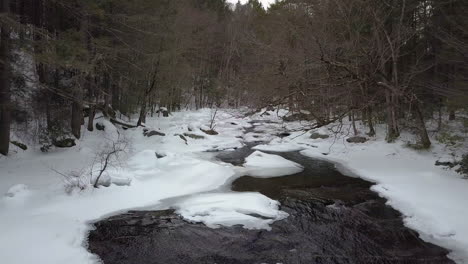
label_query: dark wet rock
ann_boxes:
[183,133,205,140]
[346,136,367,143]
[435,160,456,168]
[11,141,27,150]
[96,122,105,131]
[230,122,238,125]
[53,138,76,148]
[155,152,166,159]
[177,134,188,144]
[278,132,291,138]
[310,132,329,139]
[200,128,219,135]
[144,130,166,137]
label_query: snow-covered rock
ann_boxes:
[4,184,30,198]
[175,192,288,230]
[244,151,304,177]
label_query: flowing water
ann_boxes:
[87,121,454,264]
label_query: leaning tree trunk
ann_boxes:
[137,100,146,126]
[415,103,431,149]
[0,3,11,156]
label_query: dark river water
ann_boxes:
[87,122,454,264]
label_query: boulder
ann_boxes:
[155,152,166,159]
[144,130,166,137]
[157,107,169,117]
[346,136,367,143]
[53,138,76,148]
[96,122,105,131]
[310,133,329,139]
[435,160,456,168]
[183,133,205,140]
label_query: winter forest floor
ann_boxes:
[1,108,468,264]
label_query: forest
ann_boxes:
[1,1,468,264]
[0,0,466,155]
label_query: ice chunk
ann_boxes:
[175,192,288,230]
[244,151,304,177]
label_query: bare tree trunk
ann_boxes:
[71,79,83,138]
[385,90,399,142]
[437,101,442,130]
[367,106,376,136]
[137,102,146,126]
[87,76,95,131]
[415,103,431,148]
[449,110,455,120]
[0,9,11,155]
[351,110,358,135]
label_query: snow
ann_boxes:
[175,192,288,230]
[0,109,248,264]
[243,150,304,177]
[1,108,468,264]
[4,184,30,198]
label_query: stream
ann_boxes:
[87,121,454,264]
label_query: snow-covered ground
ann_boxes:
[1,108,468,263]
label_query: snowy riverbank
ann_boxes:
[1,108,468,264]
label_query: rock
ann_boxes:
[435,160,456,167]
[96,122,105,131]
[145,130,166,137]
[11,140,27,150]
[200,128,219,135]
[346,136,367,143]
[40,144,52,152]
[157,107,169,117]
[310,132,329,139]
[53,138,76,148]
[183,133,205,140]
[278,132,291,138]
[178,134,188,144]
[230,122,238,126]
[155,152,166,159]
[5,184,29,198]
